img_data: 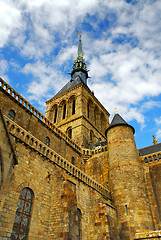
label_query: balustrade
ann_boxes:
[143,153,161,164]
[4,115,110,199]
[0,77,81,153]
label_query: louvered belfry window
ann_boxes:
[11,188,34,240]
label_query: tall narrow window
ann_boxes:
[90,130,93,142]
[63,104,66,119]
[44,137,50,147]
[72,99,75,115]
[101,112,106,132]
[54,107,57,123]
[77,208,82,240]
[7,109,15,121]
[11,188,34,240]
[94,106,99,126]
[87,102,89,118]
[125,205,128,216]
[71,157,75,165]
[87,99,93,119]
[67,127,72,139]
[0,147,3,187]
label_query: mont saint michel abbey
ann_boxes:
[1,35,161,240]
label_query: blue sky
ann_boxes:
[0,0,161,149]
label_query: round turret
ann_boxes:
[107,113,153,239]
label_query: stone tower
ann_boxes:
[106,113,154,240]
[45,35,109,148]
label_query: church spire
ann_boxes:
[71,32,89,84]
[77,32,83,60]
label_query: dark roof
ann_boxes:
[93,140,107,149]
[54,78,83,97]
[110,113,128,127]
[106,113,135,134]
[139,143,161,156]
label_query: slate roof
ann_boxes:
[93,140,107,149]
[106,113,135,134]
[139,143,161,156]
[110,113,128,127]
[54,78,83,97]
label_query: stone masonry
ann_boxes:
[1,36,161,240]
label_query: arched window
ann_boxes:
[67,127,72,139]
[44,137,50,147]
[48,104,58,123]
[94,106,99,126]
[71,157,75,165]
[87,102,89,118]
[7,109,15,121]
[63,104,66,119]
[54,107,58,123]
[72,99,75,115]
[87,99,93,119]
[77,208,82,240]
[101,112,106,133]
[11,188,34,240]
[68,95,76,117]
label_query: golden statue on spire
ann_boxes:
[77,31,82,38]
[152,135,157,145]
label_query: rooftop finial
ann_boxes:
[115,107,118,114]
[152,135,157,145]
[77,31,82,38]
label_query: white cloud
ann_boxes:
[56,45,77,65]
[0,0,161,133]
[0,59,8,73]
[0,0,22,48]
[22,60,68,102]
[141,101,161,111]
[156,129,161,141]
[0,58,9,83]
[155,117,161,126]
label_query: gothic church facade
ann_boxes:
[1,36,161,240]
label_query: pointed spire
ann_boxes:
[71,32,89,82]
[77,32,83,60]
[106,112,135,135]
[110,113,128,127]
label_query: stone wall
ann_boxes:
[107,125,154,240]
[0,134,116,239]
[0,78,116,239]
[85,148,109,187]
[0,81,82,168]
[1,77,161,239]
[45,82,109,147]
[149,163,161,223]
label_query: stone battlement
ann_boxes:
[0,77,82,154]
[4,115,111,202]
